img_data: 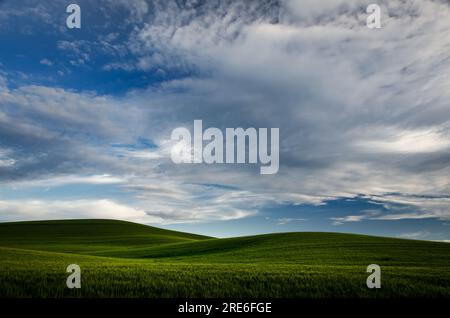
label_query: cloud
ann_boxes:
[1,0,450,227]
[0,148,15,167]
[364,194,450,221]
[0,74,7,92]
[0,84,143,182]
[331,209,382,225]
[0,199,159,224]
[397,230,431,240]
[7,174,125,188]
[356,128,450,154]
[331,194,450,224]
[127,181,261,223]
[39,58,53,66]
[277,217,306,225]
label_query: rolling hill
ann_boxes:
[0,219,210,254]
[0,219,449,297]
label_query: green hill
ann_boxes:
[0,219,449,298]
[0,219,210,254]
[95,232,450,266]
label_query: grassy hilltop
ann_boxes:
[0,219,449,297]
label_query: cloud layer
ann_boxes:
[1,0,450,230]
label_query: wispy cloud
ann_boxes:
[39,58,53,66]
[0,199,158,224]
[277,218,306,225]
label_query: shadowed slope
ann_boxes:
[0,219,211,254]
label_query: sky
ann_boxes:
[1,0,450,240]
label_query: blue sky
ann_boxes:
[1,0,450,241]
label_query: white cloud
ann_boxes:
[397,230,431,240]
[277,217,306,225]
[39,58,53,66]
[6,174,125,188]
[356,129,450,154]
[332,215,367,225]
[364,194,450,221]
[0,199,160,224]
[0,75,7,92]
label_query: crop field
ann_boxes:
[0,219,449,298]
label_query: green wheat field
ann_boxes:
[0,219,449,298]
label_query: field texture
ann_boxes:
[0,219,449,297]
